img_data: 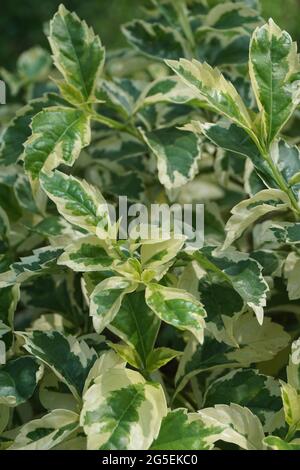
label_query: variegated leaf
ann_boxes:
[166,58,252,132]
[204,368,283,432]
[10,409,79,450]
[49,4,105,104]
[145,283,206,343]
[197,404,265,450]
[122,20,187,60]
[176,312,290,391]
[0,94,67,166]
[249,19,300,144]
[90,277,138,334]
[150,408,223,450]
[58,235,115,272]
[24,107,91,181]
[264,435,300,450]
[40,170,109,235]
[0,285,19,356]
[194,247,269,324]
[22,330,97,400]
[223,189,292,249]
[80,367,167,450]
[0,356,43,406]
[109,290,160,369]
[141,127,201,189]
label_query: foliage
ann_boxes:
[0,0,300,451]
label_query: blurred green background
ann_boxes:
[1,0,300,68]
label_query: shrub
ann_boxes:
[0,0,300,451]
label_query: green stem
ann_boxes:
[90,112,141,140]
[174,0,195,57]
[285,424,297,442]
[263,150,300,214]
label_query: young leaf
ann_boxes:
[109,290,161,369]
[90,277,138,334]
[40,170,109,234]
[249,19,300,144]
[58,235,115,272]
[280,381,300,429]
[223,189,292,249]
[49,4,105,104]
[146,347,182,373]
[145,283,206,343]
[264,435,300,450]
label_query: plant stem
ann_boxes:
[285,424,297,442]
[90,112,141,140]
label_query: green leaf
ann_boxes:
[223,189,292,249]
[110,290,161,369]
[0,405,9,434]
[150,409,223,450]
[0,285,19,353]
[22,330,97,400]
[194,247,269,324]
[90,277,137,334]
[40,170,109,235]
[49,4,105,104]
[198,121,275,186]
[270,140,300,196]
[287,339,300,391]
[122,20,187,60]
[80,367,167,450]
[16,46,52,83]
[0,94,67,166]
[264,435,300,450]
[0,356,43,406]
[0,207,9,240]
[108,342,142,369]
[176,312,290,391]
[281,381,300,429]
[141,127,201,189]
[24,107,91,181]
[13,173,39,213]
[271,222,300,245]
[6,246,64,286]
[249,19,300,144]
[204,368,282,431]
[58,235,115,272]
[166,58,252,132]
[145,283,206,343]
[10,409,79,450]
[141,76,199,107]
[146,347,182,373]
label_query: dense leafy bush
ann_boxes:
[1,0,300,450]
